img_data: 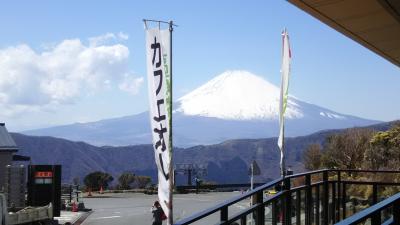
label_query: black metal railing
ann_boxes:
[334,192,400,225]
[174,169,400,225]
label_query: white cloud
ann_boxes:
[119,75,144,95]
[118,32,129,40]
[89,31,129,47]
[0,33,143,117]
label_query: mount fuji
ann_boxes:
[23,70,380,147]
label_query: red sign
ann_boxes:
[35,171,53,178]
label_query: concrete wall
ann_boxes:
[0,151,13,191]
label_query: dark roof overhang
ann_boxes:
[289,0,400,67]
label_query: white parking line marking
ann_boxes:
[92,216,121,220]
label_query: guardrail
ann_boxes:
[335,192,400,225]
[176,182,266,194]
[174,169,400,225]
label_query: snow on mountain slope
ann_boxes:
[177,70,342,121]
[23,70,380,147]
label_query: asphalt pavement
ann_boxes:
[80,192,250,225]
[55,211,88,224]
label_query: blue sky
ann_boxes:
[0,0,399,131]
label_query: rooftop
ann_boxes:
[0,123,18,152]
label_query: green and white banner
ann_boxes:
[145,28,172,217]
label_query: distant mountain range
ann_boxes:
[23,70,380,147]
[12,120,397,185]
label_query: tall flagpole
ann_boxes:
[280,29,286,178]
[168,20,174,225]
[143,19,177,225]
[278,28,291,178]
[250,162,254,190]
[279,29,285,178]
[280,129,285,178]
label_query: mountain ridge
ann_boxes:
[22,70,381,147]
[13,120,398,184]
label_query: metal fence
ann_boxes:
[61,184,81,204]
[335,192,400,225]
[174,169,400,225]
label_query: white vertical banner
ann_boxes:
[145,28,172,218]
[278,29,291,176]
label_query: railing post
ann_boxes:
[372,184,378,205]
[272,199,277,225]
[323,171,329,225]
[371,211,381,225]
[256,191,265,225]
[240,215,246,225]
[394,199,400,224]
[76,185,80,203]
[316,185,320,225]
[296,190,301,225]
[337,170,341,221]
[221,206,228,224]
[371,183,379,225]
[284,177,292,225]
[305,174,312,225]
[69,185,72,203]
[342,182,346,219]
[332,181,336,223]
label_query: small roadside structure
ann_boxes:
[0,123,18,191]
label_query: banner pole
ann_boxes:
[143,18,177,224]
[168,20,174,225]
[280,129,285,178]
[251,162,254,190]
[279,29,288,179]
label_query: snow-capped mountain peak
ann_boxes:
[177,70,303,120]
[23,70,380,147]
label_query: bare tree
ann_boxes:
[135,176,152,189]
[303,143,322,170]
[322,128,374,170]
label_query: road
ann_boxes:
[81,192,250,225]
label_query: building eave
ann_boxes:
[288,0,400,68]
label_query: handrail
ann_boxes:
[174,177,283,225]
[224,193,284,225]
[334,192,400,225]
[331,169,400,174]
[175,169,331,225]
[285,168,329,179]
[176,182,266,190]
[174,169,400,225]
